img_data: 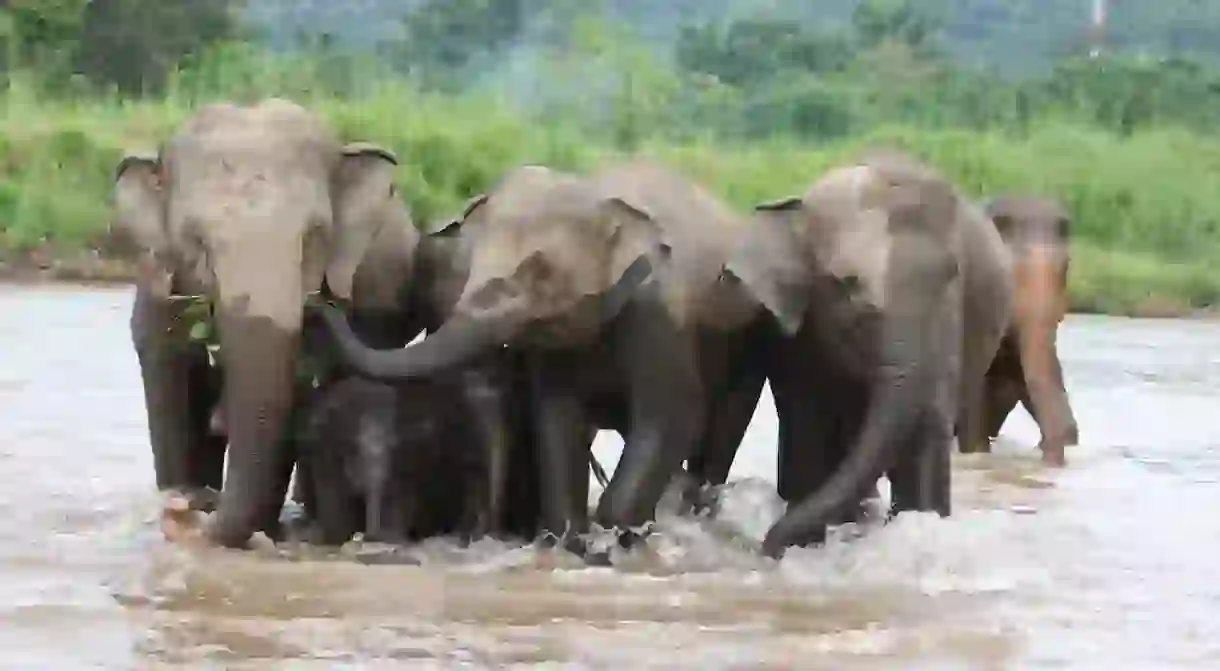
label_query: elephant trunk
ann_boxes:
[206,304,302,549]
[761,323,928,558]
[318,304,503,382]
[1014,244,1077,460]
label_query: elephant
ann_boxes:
[295,373,493,547]
[380,211,540,542]
[311,160,765,558]
[976,195,1079,466]
[112,99,422,549]
[718,150,1015,558]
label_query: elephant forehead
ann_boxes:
[801,166,894,309]
[827,208,893,310]
[172,146,329,222]
[471,214,607,274]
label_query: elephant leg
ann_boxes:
[685,355,767,507]
[131,285,206,493]
[396,489,420,543]
[775,383,873,544]
[501,367,544,541]
[765,327,874,546]
[458,471,489,546]
[529,355,593,555]
[374,484,411,545]
[312,475,360,547]
[596,298,704,545]
[293,457,317,516]
[889,393,954,518]
[983,370,1023,441]
[957,335,998,455]
[256,409,303,543]
[459,365,510,544]
[186,351,226,494]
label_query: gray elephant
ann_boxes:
[112,99,420,548]
[312,160,764,558]
[296,373,492,547]
[718,150,1015,558]
[379,211,542,542]
[977,195,1079,466]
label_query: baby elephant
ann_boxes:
[297,375,490,546]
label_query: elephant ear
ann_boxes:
[1047,201,1072,242]
[326,142,409,306]
[721,196,812,336]
[458,193,490,222]
[421,193,486,239]
[430,219,464,238]
[350,203,421,311]
[602,196,671,319]
[111,150,168,263]
[982,197,1018,242]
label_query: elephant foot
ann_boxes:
[582,548,614,567]
[674,475,721,518]
[759,531,789,561]
[178,486,220,513]
[536,533,614,567]
[158,492,211,547]
[1039,443,1067,467]
[355,546,422,566]
[616,527,651,551]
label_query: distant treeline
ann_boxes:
[3,1,1220,315]
[6,0,1220,142]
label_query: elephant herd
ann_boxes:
[113,98,1078,563]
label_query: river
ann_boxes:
[1,284,1218,669]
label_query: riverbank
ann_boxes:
[3,89,1218,318]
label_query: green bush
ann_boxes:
[4,81,1218,316]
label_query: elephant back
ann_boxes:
[589,159,757,329]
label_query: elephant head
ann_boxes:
[316,165,671,382]
[983,194,1077,463]
[112,99,415,547]
[984,195,1071,324]
[725,151,964,555]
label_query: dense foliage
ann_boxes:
[1,0,1219,315]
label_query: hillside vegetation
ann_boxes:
[1,0,1218,316]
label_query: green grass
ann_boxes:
[2,81,1218,317]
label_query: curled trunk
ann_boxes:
[761,325,928,558]
[318,304,502,382]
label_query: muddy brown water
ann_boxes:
[1,283,1218,669]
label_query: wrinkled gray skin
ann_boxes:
[384,213,538,542]
[979,195,1079,466]
[720,151,1015,558]
[296,375,490,547]
[314,161,763,557]
[112,99,418,548]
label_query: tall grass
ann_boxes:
[2,69,1218,316]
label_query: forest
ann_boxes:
[2,0,1220,315]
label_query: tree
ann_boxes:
[74,0,246,95]
[0,0,89,76]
